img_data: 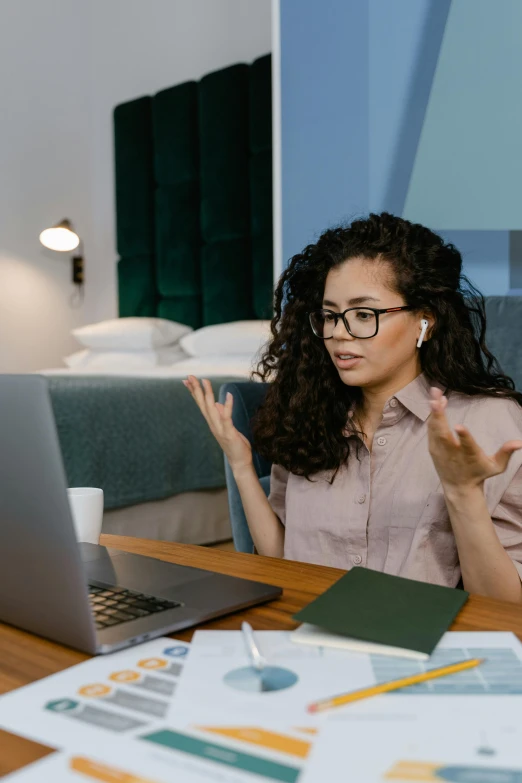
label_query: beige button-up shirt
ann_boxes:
[268,374,522,586]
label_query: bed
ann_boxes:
[42,342,265,545]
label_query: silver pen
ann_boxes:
[241,621,267,672]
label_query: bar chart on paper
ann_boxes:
[371,646,522,695]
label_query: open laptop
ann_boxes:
[0,375,281,654]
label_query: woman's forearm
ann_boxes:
[444,485,522,603]
[233,464,285,558]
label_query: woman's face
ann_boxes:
[321,257,427,391]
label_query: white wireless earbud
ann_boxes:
[417,319,429,348]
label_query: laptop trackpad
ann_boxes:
[82,545,209,599]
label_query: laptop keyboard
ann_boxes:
[89,585,181,631]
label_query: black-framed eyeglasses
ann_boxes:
[308,306,413,340]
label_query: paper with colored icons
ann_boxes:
[0,634,315,783]
[0,637,191,752]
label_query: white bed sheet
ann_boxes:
[41,355,258,379]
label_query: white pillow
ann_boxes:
[64,346,187,370]
[72,317,192,351]
[179,320,271,357]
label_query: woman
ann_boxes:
[184,213,522,602]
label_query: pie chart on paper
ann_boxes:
[223,665,299,693]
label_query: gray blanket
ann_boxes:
[47,375,241,510]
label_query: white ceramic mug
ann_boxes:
[67,487,104,544]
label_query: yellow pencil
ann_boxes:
[307,657,485,713]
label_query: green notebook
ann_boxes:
[292,567,468,659]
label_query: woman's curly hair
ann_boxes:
[252,212,522,478]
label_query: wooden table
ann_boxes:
[2,534,522,776]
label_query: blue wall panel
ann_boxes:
[369,0,450,215]
[279,0,513,293]
[280,0,368,267]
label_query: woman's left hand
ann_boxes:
[427,387,522,490]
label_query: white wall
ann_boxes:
[0,1,92,372]
[0,0,272,372]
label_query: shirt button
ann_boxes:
[357,494,366,504]
[377,436,387,446]
[390,398,397,408]
[353,554,362,565]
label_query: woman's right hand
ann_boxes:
[183,376,253,473]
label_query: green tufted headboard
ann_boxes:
[114,55,273,329]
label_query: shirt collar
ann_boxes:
[394,373,444,422]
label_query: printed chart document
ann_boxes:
[3,631,522,783]
[0,637,190,751]
[2,713,314,783]
[300,708,522,782]
[297,631,522,782]
[171,629,522,723]
[157,704,317,781]
[0,635,314,783]
[1,730,311,783]
[171,629,376,723]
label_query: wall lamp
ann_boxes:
[39,219,85,299]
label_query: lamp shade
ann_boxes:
[39,219,80,252]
